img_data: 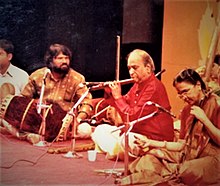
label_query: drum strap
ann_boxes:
[38,104,53,136]
[20,99,35,130]
[95,98,105,114]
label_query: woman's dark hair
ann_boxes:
[44,44,72,67]
[173,68,207,91]
[0,39,14,54]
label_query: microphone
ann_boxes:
[43,69,51,84]
[146,101,176,118]
[37,69,51,114]
[155,69,165,77]
[90,118,97,125]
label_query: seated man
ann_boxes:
[0,39,29,135]
[0,39,29,100]
[91,49,174,159]
[1,43,93,144]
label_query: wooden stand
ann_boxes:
[124,113,129,176]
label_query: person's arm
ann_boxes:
[190,105,220,146]
[108,81,156,116]
[134,135,186,152]
[75,81,93,123]
[19,71,29,93]
[20,75,37,98]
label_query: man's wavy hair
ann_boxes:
[44,44,72,68]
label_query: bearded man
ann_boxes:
[3,43,93,143]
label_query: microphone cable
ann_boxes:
[0,150,48,169]
[97,149,121,185]
[0,133,58,169]
[96,106,147,185]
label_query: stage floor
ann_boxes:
[0,134,125,186]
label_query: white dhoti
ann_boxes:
[91,124,122,156]
[91,124,147,158]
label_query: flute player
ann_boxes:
[91,49,174,159]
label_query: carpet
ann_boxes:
[0,134,125,186]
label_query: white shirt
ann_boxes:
[0,63,29,95]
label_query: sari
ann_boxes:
[120,93,220,185]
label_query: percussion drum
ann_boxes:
[0,95,67,142]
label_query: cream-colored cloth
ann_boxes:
[91,124,147,158]
[91,124,121,156]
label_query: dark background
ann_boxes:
[0,0,164,98]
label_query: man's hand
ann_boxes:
[108,81,122,99]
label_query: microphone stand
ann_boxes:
[35,76,51,147]
[63,88,90,159]
[124,113,129,176]
[84,105,111,125]
[111,111,158,181]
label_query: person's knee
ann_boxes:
[91,124,118,140]
[91,124,121,156]
[77,122,92,139]
[179,156,220,185]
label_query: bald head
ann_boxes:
[127,49,155,83]
[127,49,155,72]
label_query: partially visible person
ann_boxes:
[91,49,174,159]
[196,54,220,95]
[0,39,29,100]
[212,54,220,75]
[211,54,220,93]
[1,43,93,144]
[117,68,220,185]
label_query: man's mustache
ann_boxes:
[61,63,68,66]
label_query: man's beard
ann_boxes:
[52,64,70,74]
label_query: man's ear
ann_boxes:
[8,53,13,61]
[146,64,152,73]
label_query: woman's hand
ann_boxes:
[190,105,220,145]
[190,105,208,124]
[134,135,151,149]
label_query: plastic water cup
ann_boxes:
[87,150,97,162]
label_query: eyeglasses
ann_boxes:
[177,85,195,98]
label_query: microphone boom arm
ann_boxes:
[111,111,158,134]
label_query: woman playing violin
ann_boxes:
[118,68,220,185]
